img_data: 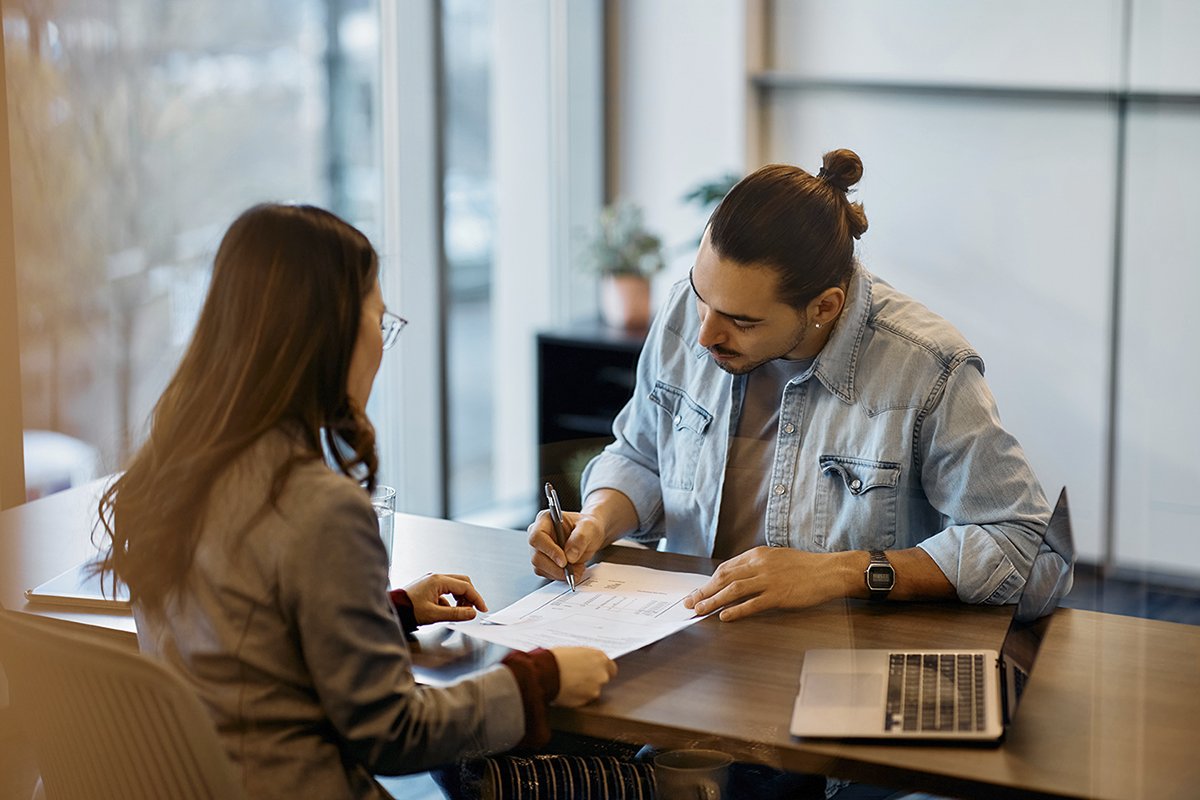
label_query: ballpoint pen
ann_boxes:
[543,482,576,592]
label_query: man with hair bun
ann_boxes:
[530,149,1070,623]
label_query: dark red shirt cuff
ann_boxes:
[388,588,419,637]
[500,648,560,748]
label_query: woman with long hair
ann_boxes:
[97,203,615,799]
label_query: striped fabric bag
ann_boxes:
[481,754,655,800]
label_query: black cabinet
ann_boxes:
[536,322,646,510]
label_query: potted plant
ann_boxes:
[682,171,741,212]
[579,201,665,330]
[680,171,740,246]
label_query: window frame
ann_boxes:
[1,25,26,509]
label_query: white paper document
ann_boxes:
[451,562,709,658]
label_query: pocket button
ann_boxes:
[849,478,863,493]
[674,414,682,427]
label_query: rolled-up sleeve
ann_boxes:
[582,432,666,546]
[580,313,683,545]
[914,360,1069,605]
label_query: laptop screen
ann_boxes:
[998,488,1076,724]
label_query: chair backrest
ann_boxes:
[0,611,244,800]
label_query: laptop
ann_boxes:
[25,560,131,611]
[789,488,1075,742]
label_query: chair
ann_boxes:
[0,611,244,800]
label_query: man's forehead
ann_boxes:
[690,246,782,320]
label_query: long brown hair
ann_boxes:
[96,203,380,611]
[708,149,869,308]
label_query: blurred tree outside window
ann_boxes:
[4,0,380,499]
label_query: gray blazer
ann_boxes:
[135,429,525,799]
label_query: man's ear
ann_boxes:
[810,286,846,326]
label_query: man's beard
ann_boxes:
[708,313,811,376]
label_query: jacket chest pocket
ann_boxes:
[649,382,712,491]
[813,455,901,550]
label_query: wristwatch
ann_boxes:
[864,550,895,600]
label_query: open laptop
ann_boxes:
[789,488,1075,742]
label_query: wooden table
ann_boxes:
[4,482,1199,799]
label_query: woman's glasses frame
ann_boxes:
[381,311,407,351]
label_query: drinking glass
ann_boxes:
[370,485,396,565]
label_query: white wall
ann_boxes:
[492,3,557,511]
[376,0,443,515]
[609,0,1200,573]
[1114,106,1200,573]
[1127,0,1200,93]
[770,0,1124,89]
[610,0,748,296]
[764,0,1139,564]
[765,89,1116,562]
[491,0,603,510]
[1111,1,1200,574]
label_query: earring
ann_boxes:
[815,323,821,329]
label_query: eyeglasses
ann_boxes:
[381,311,408,351]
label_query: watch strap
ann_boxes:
[865,549,895,600]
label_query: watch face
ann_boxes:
[866,564,895,591]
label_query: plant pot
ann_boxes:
[600,273,652,330]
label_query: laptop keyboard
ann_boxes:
[885,653,986,732]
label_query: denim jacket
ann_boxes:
[583,266,1067,605]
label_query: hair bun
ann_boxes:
[817,149,864,193]
[817,149,868,239]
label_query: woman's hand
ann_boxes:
[548,647,618,707]
[403,573,488,625]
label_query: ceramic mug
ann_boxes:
[653,748,732,800]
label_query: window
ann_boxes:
[6,0,381,499]
[6,1,602,519]
[441,0,495,518]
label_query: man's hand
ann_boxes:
[403,573,488,625]
[527,509,608,585]
[528,488,640,584]
[683,547,852,622]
